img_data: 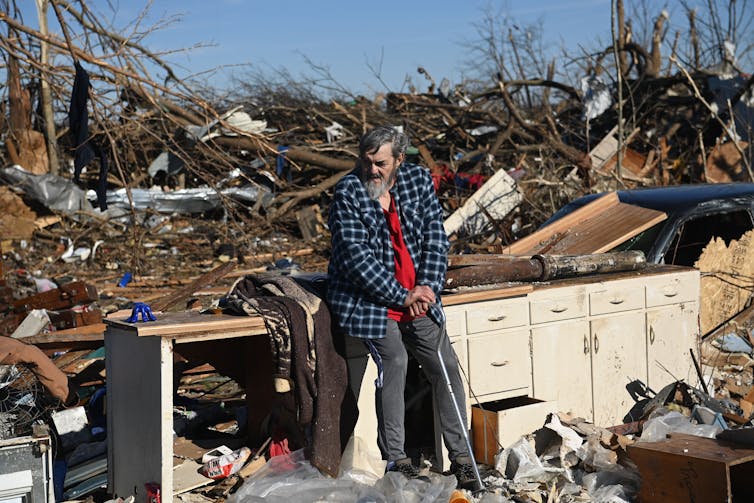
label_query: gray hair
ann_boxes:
[359,125,409,160]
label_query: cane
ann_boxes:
[437,319,484,492]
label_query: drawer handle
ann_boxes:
[609,298,625,305]
[594,334,599,353]
[662,288,679,298]
[550,305,568,313]
[487,314,507,322]
[490,360,509,367]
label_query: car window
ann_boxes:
[612,222,665,256]
[663,210,754,266]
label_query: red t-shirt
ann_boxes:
[384,197,420,322]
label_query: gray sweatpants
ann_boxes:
[363,315,470,463]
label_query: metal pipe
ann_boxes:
[437,320,484,492]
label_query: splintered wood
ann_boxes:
[502,193,667,256]
[696,229,754,334]
[0,187,37,240]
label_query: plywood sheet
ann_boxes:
[503,193,620,255]
[504,193,666,256]
[696,229,754,335]
[538,202,666,255]
[173,459,212,495]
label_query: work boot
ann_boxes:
[386,457,430,482]
[450,456,481,491]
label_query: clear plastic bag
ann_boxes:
[228,449,457,503]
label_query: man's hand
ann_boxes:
[404,285,435,316]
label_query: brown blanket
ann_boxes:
[225,273,347,477]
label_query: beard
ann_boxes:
[363,169,397,201]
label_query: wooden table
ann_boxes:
[105,312,268,502]
[103,285,533,502]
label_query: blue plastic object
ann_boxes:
[127,302,156,323]
[276,145,291,182]
[117,272,133,287]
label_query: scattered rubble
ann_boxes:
[1,0,754,501]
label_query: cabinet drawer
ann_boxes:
[467,329,531,396]
[465,298,528,334]
[444,307,465,337]
[645,272,699,307]
[590,284,644,315]
[529,289,586,324]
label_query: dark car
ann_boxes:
[545,183,754,265]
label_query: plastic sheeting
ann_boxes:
[0,165,93,213]
[637,409,723,443]
[228,449,458,503]
[105,185,271,214]
[581,75,612,120]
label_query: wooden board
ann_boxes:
[443,284,533,306]
[21,323,106,345]
[537,203,666,255]
[173,459,212,495]
[503,193,666,256]
[503,193,620,255]
[105,311,266,338]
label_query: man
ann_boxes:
[327,125,477,489]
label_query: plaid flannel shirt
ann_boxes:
[327,162,449,339]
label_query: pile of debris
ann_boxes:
[0,2,752,279]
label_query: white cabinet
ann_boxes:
[443,267,700,429]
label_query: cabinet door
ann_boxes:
[591,312,646,427]
[448,336,471,417]
[531,320,593,422]
[647,303,699,390]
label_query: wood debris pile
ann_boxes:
[0,1,751,284]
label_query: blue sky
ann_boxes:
[108,0,615,95]
[26,1,726,96]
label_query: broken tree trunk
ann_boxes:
[445,250,646,288]
[35,0,60,175]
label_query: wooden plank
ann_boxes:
[21,323,106,344]
[106,311,266,338]
[173,459,212,495]
[51,349,92,370]
[503,193,619,255]
[507,199,665,256]
[541,203,667,255]
[13,281,98,313]
[443,284,533,306]
[443,168,521,237]
[151,261,236,313]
